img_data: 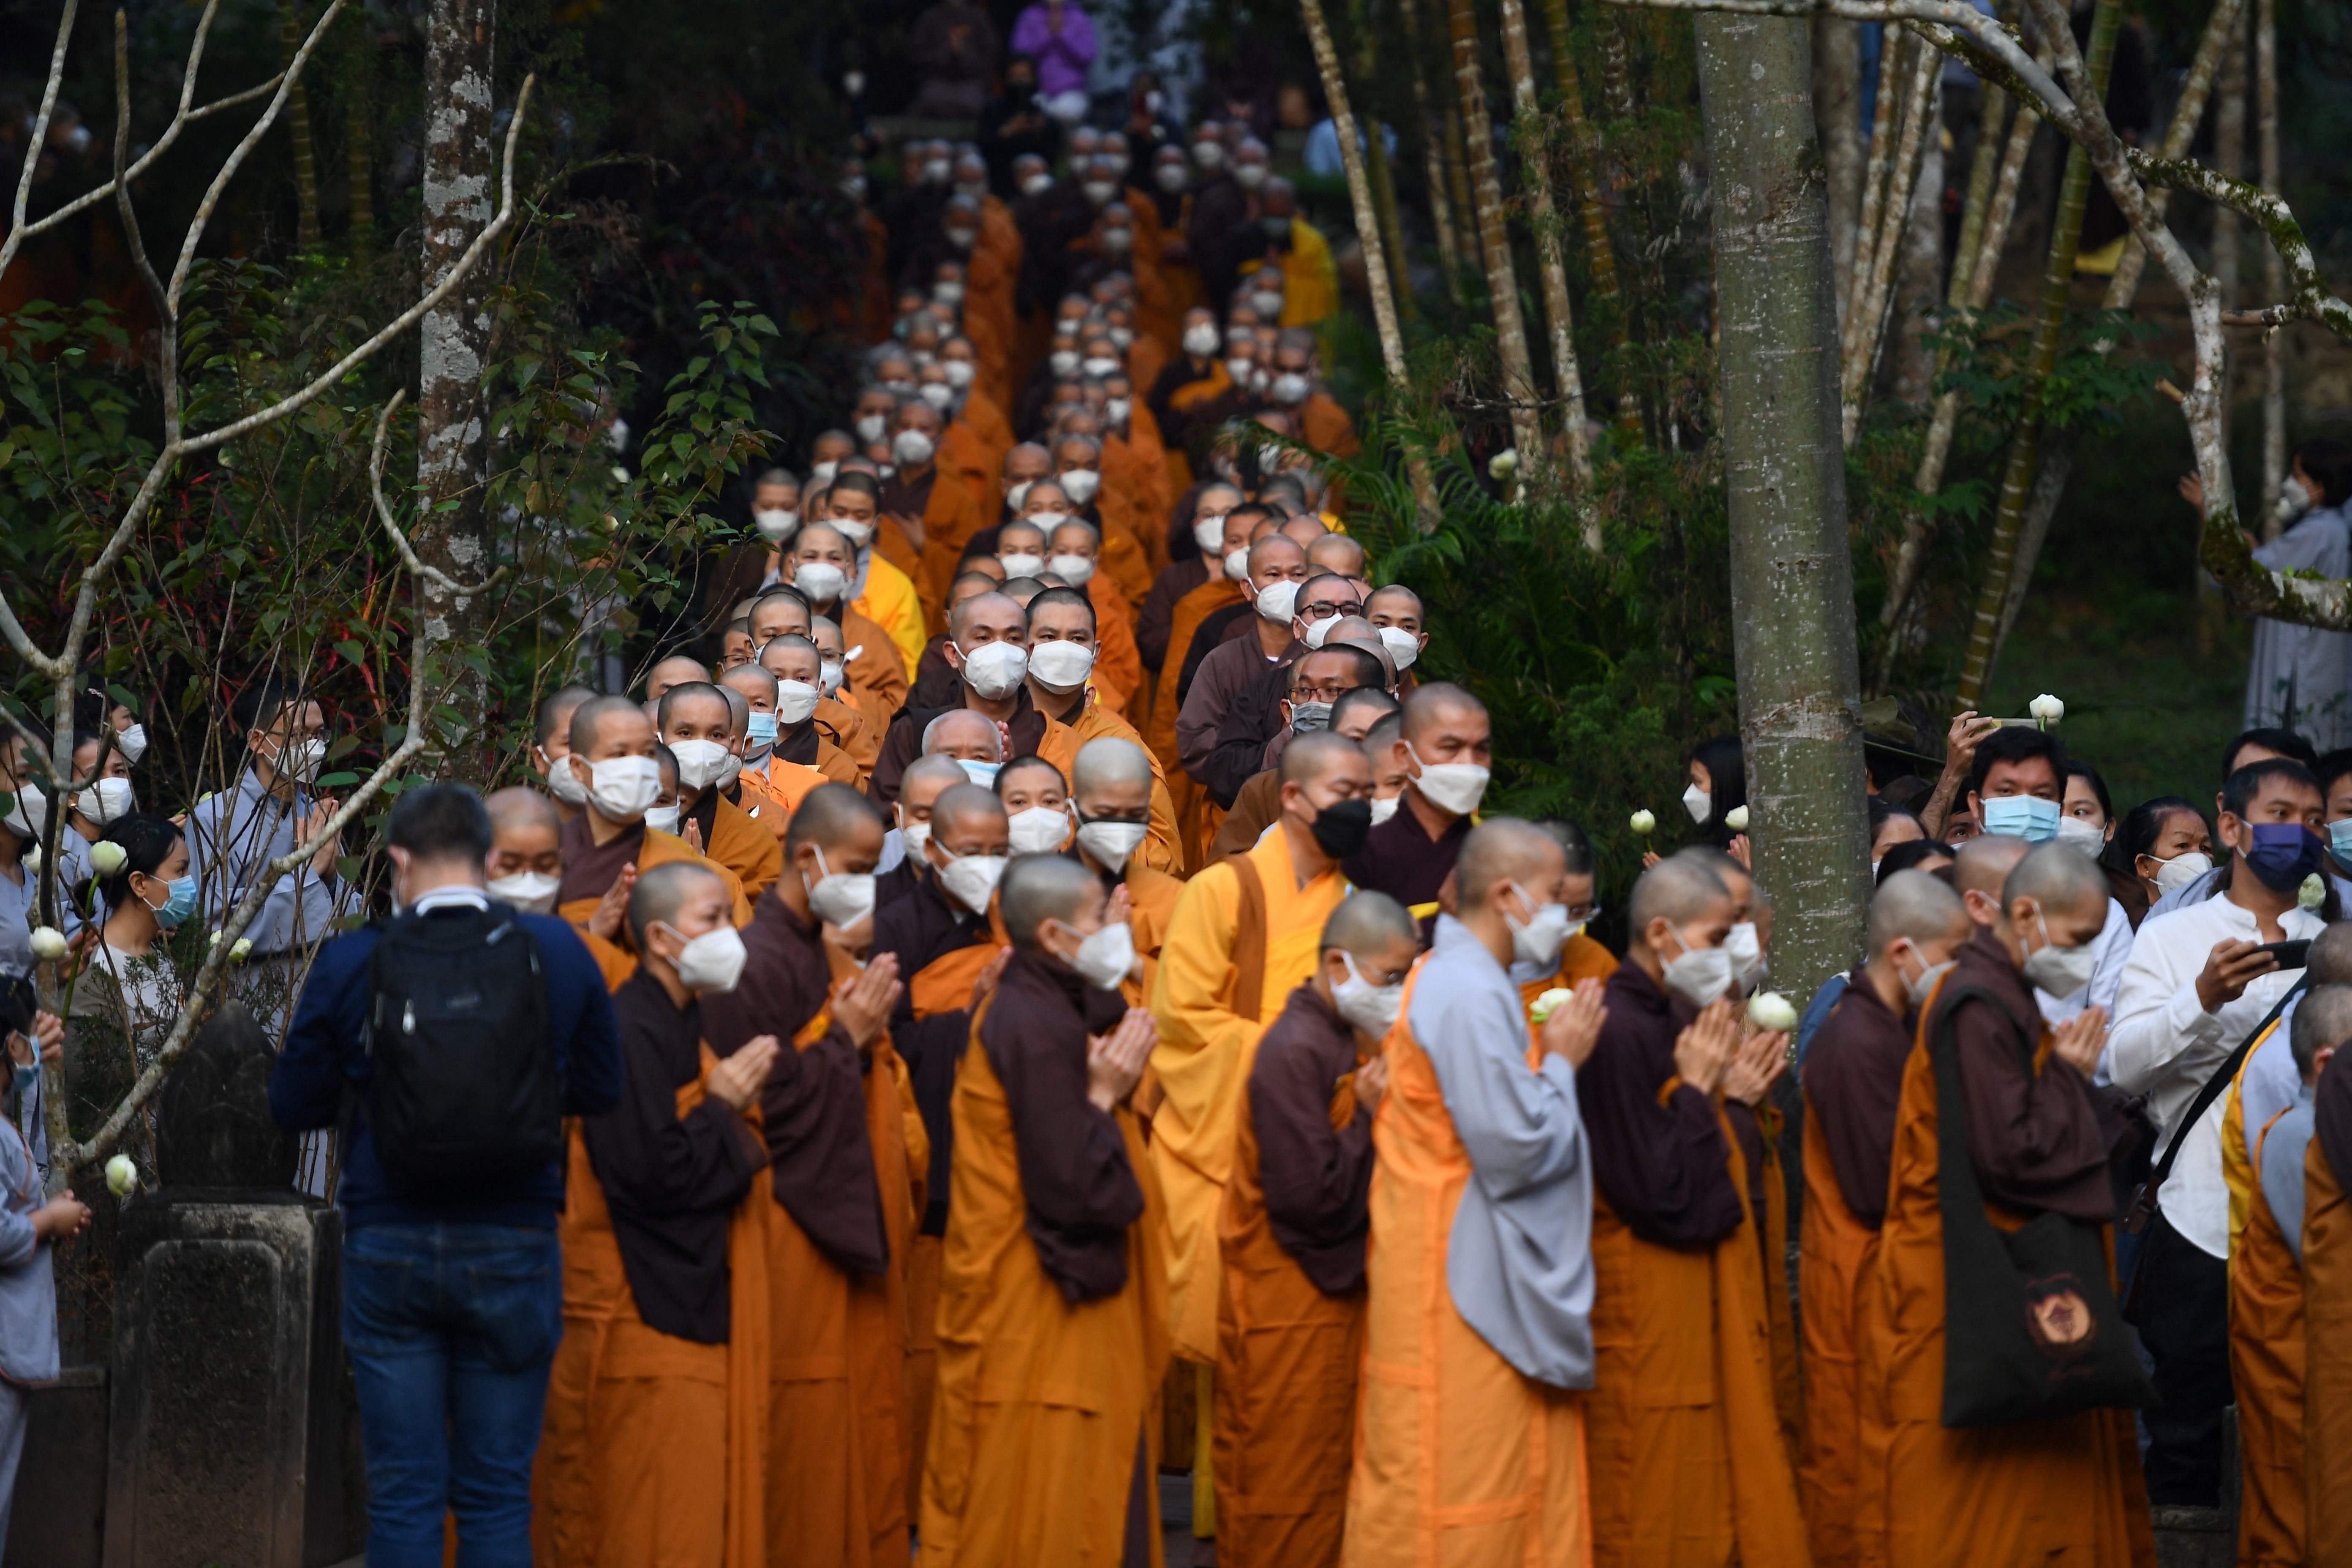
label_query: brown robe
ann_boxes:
[555,815,752,991]
[2305,1051,2352,1563]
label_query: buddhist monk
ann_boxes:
[1214,890,1410,1567]
[877,400,989,621]
[1346,683,1491,930]
[1024,586,1184,875]
[1346,821,1612,1568]
[738,642,862,813]
[1578,853,1807,1567]
[1144,503,1259,776]
[1175,534,1310,789]
[644,653,712,707]
[1069,737,1186,1006]
[1212,688,1397,862]
[820,461,927,652]
[1797,870,1969,1568]
[1499,819,1617,1007]
[770,531,910,721]
[554,696,751,990]
[1151,730,1369,1539]
[536,860,779,1568]
[695,784,916,1568]
[869,592,1043,805]
[485,785,564,914]
[918,853,1170,1567]
[1138,484,1245,686]
[531,684,599,824]
[1044,517,1146,713]
[1858,843,2152,1567]
[2308,1032,2352,1562]
[800,617,884,782]
[659,682,783,900]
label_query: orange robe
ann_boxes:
[1298,393,1360,460]
[2232,1102,2307,1567]
[534,1052,772,1568]
[1146,579,1245,874]
[969,199,1024,410]
[559,830,753,991]
[917,987,1171,1567]
[1105,406,1175,579]
[1032,696,1185,878]
[841,606,912,723]
[914,475,989,628]
[820,696,882,780]
[701,789,784,900]
[1121,861,1186,1009]
[1514,935,1620,1019]
[1214,1009,1366,1568]
[2304,1119,2352,1563]
[1083,572,1145,716]
[1855,1015,2153,1568]
[1797,1084,1879,1568]
[1344,962,1591,1567]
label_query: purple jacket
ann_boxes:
[1009,3,1097,98]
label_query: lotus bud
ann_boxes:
[2301,873,2327,912]
[21,846,40,877]
[1724,805,1750,832]
[207,929,222,946]
[2028,693,2065,726]
[1748,991,1798,1033]
[1629,808,1657,836]
[1488,448,1519,479]
[29,926,67,962]
[230,938,253,961]
[1530,988,1573,1024]
[89,839,128,877]
[106,1154,138,1198]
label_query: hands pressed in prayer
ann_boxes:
[969,946,1013,1013]
[2050,1006,2108,1078]
[1671,998,1742,1097]
[831,952,904,1048]
[1721,1025,1788,1108]
[708,1034,781,1111]
[1537,977,1607,1070]
[1352,1052,1391,1114]
[1087,1006,1156,1111]
[589,864,638,941]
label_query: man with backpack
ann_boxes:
[271,782,622,1568]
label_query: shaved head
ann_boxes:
[1246,535,1306,577]
[1281,729,1366,786]
[657,681,730,732]
[1321,890,1419,954]
[2311,922,2352,985]
[1073,736,1154,795]
[1629,854,1732,935]
[901,753,969,798]
[722,664,780,704]
[999,853,1102,951]
[536,685,596,748]
[2001,843,2109,923]
[1402,681,1486,741]
[948,591,1022,643]
[1867,869,1968,955]
[1455,817,1566,910]
[1306,534,1366,578]
[784,781,885,852]
[486,785,561,838]
[627,859,727,952]
[1953,834,2032,903]
[923,708,1004,760]
[930,782,1007,837]
[569,694,650,757]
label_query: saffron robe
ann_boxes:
[686,787,784,901]
[555,817,752,991]
[2232,1100,2307,1568]
[1031,693,1185,877]
[2302,1052,2352,1563]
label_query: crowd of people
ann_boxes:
[3,31,2352,1568]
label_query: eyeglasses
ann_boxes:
[1296,599,1350,621]
[1292,680,1361,703]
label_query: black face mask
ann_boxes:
[1307,796,1373,860]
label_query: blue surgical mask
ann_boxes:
[146,874,198,929]
[1980,795,2061,843]
[2329,817,2352,868]
[959,759,1001,788]
[746,711,779,748]
[2244,821,2325,893]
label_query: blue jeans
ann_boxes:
[342,1222,563,1568]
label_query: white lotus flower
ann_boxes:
[1629,808,1657,836]
[106,1155,138,1199]
[1530,988,1573,1024]
[1725,805,1750,832]
[2028,693,2065,725]
[89,840,128,876]
[2301,873,2327,911]
[29,926,67,962]
[230,938,253,961]
[1748,991,1798,1032]
[1488,448,1519,479]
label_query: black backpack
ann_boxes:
[362,904,563,1196]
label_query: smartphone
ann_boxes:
[2256,939,2311,970]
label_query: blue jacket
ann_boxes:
[269,904,623,1232]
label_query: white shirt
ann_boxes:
[2107,889,2321,1258]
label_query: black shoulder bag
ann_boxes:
[1933,985,2153,1427]
[2120,973,2307,1236]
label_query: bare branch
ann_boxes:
[3,0,80,284]
[367,392,508,595]
[111,11,172,368]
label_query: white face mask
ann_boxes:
[793,561,848,605]
[581,754,663,824]
[1059,468,1102,506]
[1028,640,1097,691]
[958,640,1029,699]
[2278,474,2315,526]
[855,413,888,445]
[803,843,877,928]
[936,850,1008,916]
[660,922,750,993]
[1048,552,1096,586]
[1682,780,1712,825]
[1725,920,1764,987]
[117,723,149,763]
[269,735,328,786]
[542,747,589,806]
[1194,512,1229,556]
[1272,373,1310,406]
[1255,579,1300,623]
[1007,805,1071,855]
[1301,615,1338,650]
[76,777,136,825]
[1004,479,1034,514]
[1075,818,1148,873]
[999,551,1045,577]
[898,814,932,864]
[943,358,975,389]
[1056,917,1135,991]
[819,659,847,696]
[1183,324,1220,357]
[1377,625,1419,672]
[1409,743,1490,817]
[643,803,682,836]
[2053,816,2107,853]
[1021,172,1055,197]
[1158,163,1190,191]
[487,869,561,914]
[1892,942,1956,1010]
[2,782,44,838]
[1223,547,1251,583]
[1081,354,1120,378]
[809,460,839,486]
[775,680,821,726]
[933,280,966,304]
[1369,794,1400,827]
[1193,142,1225,169]
[2152,849,2213,895]
[1105,397,1131,426]
[894,429,936,467]
[669,738,733,792]
[1225,355,1257,384]
[1250,289,1283,316]
[1660,925,1735,1009]
[1050,350,1081,377]
[1235,163,1267,189]
[919,383,955,411]
[2020,901,2099,1000]
[1506,883,1573,970]
[753,507,799,542]
[1332,950,1405,1037]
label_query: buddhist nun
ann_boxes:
[1577,854,1808,1567]
[2308,1032,2352,1561]
[658,681,783,899]
[1068,737,1186,1004]
[1796,870,1969,1567]
[1344,683,1492,929]
[536,860,779,1567]
[1212,890,1411,1566]
[919,853,1170,1566]
[695,784,917,1568]
[1857,843,2151,1566]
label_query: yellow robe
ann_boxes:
[1146,828,1350,1364]
[854,553,928,681]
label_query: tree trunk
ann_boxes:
[1395,0,1466,296]
[2257,0,2284,514]
[1301,0,1410,391]
[1951,0,2121,712]
[1440,92,1480,297]
[1887,76,1946,407]
[346,18,374,260]
[281,0,321,249]
[1815,17,1865,327]
[1694,8,1870,1004]
[1445,0,1544,463]
[1497,0,1595,516]
[416,0,497,757]
[1345,0,1417,322]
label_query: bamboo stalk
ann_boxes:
[1345,0,1418,321]
[1303,0,1411,390]
[1395,0,1465,294]
[1539,0,1624,312]
[1498,0,1595,517]
[1843,24,1908,351]
[281,0,321,248]
[346,14,372,259]
[1841,33,1938,440]
[1446,0,1546,463]
[1951,0,2122,710]
[1817,16,1865,322]
[2257,0,2284,517]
